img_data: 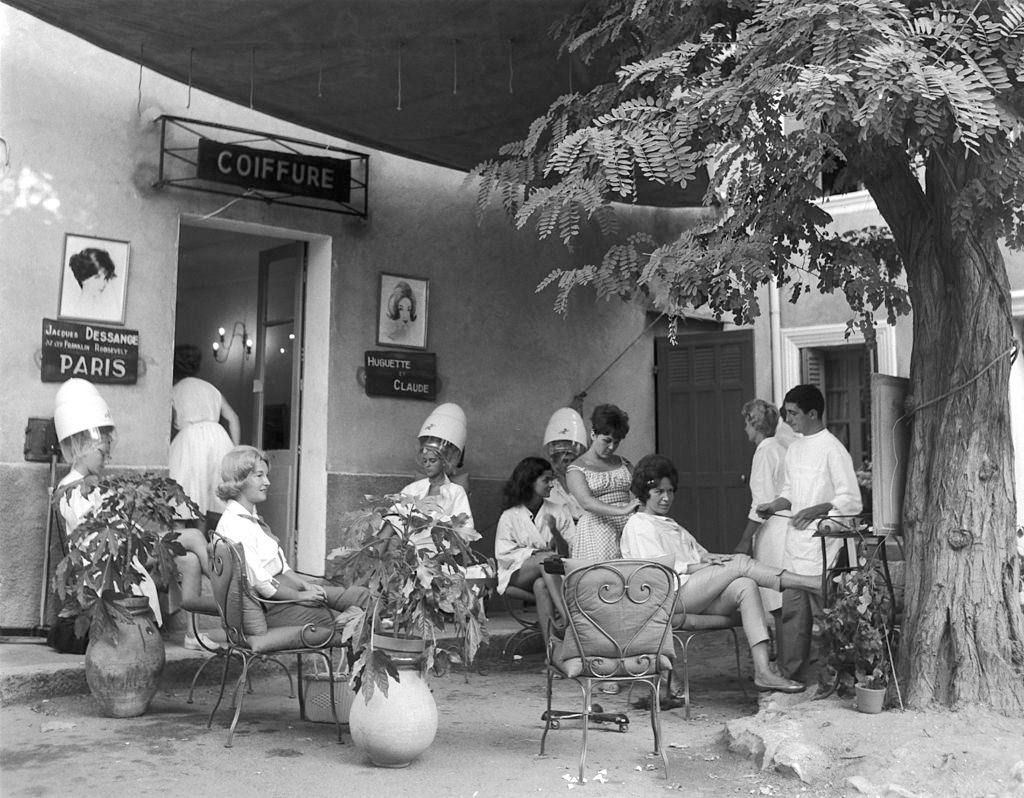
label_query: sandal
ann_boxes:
[753,677,806,694]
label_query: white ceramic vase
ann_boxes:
[349,667,438,767]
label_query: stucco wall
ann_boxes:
[0,8,704,626]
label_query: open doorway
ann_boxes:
[174,225,306,565]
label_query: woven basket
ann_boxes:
[303,667,355,724]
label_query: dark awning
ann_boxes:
[8,0,707,206]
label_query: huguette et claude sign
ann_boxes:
[197,138,351,203]
[364,351,436,401]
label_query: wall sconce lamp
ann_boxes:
[211,322,253,363]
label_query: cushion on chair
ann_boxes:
[676,612,741,631]
[244,623,340,654]
[208,540,269,637]
[557,560,676,678]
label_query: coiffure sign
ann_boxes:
[197,138,351,203]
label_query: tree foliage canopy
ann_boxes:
[471,0,1024,334]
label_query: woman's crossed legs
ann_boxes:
[676,560,806,692]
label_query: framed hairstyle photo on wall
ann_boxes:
[376,273,428,350]
[57,233,131,325]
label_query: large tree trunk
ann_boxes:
[865,151,1024,713]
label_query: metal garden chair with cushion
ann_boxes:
[541,559,679,782]
[205,535,345,747]
[180,592,294,705]
[669,611,744,720]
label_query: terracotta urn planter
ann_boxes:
[84,596,165,717]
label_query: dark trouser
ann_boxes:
[778,587,824,682]
[263,585,370,628]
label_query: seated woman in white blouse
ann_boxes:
[620,454,821,693]
[495,457,574,649]
[215,446,367,628]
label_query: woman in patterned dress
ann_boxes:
[565,404,638,561]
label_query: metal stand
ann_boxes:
[814,516,898,628]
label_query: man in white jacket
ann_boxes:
[757,384,862,682]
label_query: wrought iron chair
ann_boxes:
[541,559,679,782]
[670,611,744,720]
[205,536,345,747]
[181,593,295,705]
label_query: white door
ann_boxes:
[252,242,305,565]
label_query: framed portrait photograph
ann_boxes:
[376,273,429,350]
[58,233,131,325]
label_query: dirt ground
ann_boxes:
[1,639,1022,797]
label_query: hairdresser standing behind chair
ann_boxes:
[566,404,637,561]
[169,344,240,532]
[733,399,791,621]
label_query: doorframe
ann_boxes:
[177,215,332,574]
[778,322,898,404]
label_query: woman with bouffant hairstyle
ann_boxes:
[383,281,418,343]
[214,446,367,629]
[62,247,121,321]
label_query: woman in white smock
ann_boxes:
[542,407,587,537]
[399,403,475,549]
[733,399,791,614]
[621,455,821,693]
[495,457,574,648]
[169,345,240,527]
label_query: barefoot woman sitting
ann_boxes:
[620,454,821,693]
[495,457,575,649]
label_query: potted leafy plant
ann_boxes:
[326,493,491,767]
[820,557,897,714]
[53,471,196,717]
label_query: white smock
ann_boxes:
[620,512,707,587]
[748,435,789,612]
[169,377,234,516]
[57,469,162,625]
[400,476,475,549]
[779,429,862,575]
[494,501,574,594]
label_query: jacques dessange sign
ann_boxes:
[41,318,139,384]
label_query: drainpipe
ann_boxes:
[769,282,783,406]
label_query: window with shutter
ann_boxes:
[800,344,871,469]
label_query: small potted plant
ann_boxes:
[820,557,896,714]
[326,494,491,767]
[53,471,196,717]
